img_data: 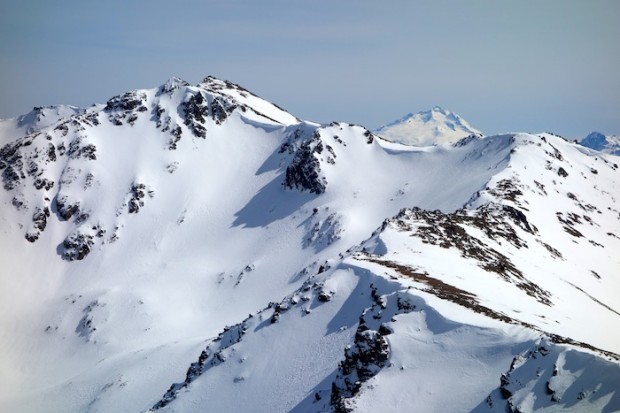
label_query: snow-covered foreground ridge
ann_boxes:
[0,76,619,413]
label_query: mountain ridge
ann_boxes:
[0,76,619,413]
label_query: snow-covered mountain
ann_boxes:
[579,131,620,155]
[1,77,619,413]
[374,106,482,146]
[0,105,85,139]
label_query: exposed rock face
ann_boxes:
[182,91,238,138]
[25,206,50,242]
[56,196,81,221]
[481,339,620,413]
[70,141,97,160]
[331,290,417,413]
[331,328,390,413]
[183,92,208,138]
[128,183,150,214]
[0,139,26,190]
[0,74,295,262]
[150,319,250,411]
[61,232,94,261]
[209,96,237,125]
[284,131,328,194]
[105,90,148,126]
[33,177,54,191]
[385,205,552,305]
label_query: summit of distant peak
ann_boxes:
[579,131,620,155]
[429,105,450,115]
[374,107,482,146]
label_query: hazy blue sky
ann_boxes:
[1,1,618,137]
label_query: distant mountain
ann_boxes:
[374,106,482,146]
[1,77,619,413]
[579,131,620,155]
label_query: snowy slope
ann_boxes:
[374,106,482,146]
[0,105,85,142]
[0,77,619,413]
[579,131,620,156]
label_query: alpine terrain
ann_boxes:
[580,131,620,156]
[0,76,619,413]
[374,106,482,146]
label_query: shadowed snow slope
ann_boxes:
[0,77,618,413]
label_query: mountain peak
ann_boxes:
[159,76,190,94]
[1,77,619,413]
[199,75,226,88]
[374,107,482,146]
[14,105,85,135]
[430,105,448,114]
[579,131,620,155]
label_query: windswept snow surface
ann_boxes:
[374,106,482,146]
[0,77,619,413]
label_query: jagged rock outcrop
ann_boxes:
[283,131,328,194]
[105,90,148,126]
[183,92,209,138]
[61,232,94,261]
[384,205,552,305]
[330,289,419,412]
